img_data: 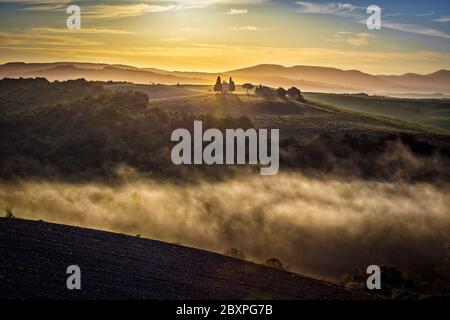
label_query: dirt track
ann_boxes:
[0,218,368,299]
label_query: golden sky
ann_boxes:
[0,0,449,74]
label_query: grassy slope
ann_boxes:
[303,93,450,132]
[149,92,450,148]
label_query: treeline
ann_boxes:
[0,78,105,113]
[0,86,252,181]
[254,84,304,101]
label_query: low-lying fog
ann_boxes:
[1,171,449,280]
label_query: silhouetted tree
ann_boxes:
[242,83,254,95]
[255,84,263,96]
[276,87,287,98]
[287,86,300,97]
[287,86,303,101]
[255,85,276,98]
[214,76,222,93]
[229,77,235,93]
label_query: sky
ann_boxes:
[0,0,449,74]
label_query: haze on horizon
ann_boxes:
[0,0,449,75]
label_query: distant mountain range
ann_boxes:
[1,62,449,94]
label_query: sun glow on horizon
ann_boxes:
[0,0,449,74]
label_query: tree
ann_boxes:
[214,76,222,93]
[287,87,301,97]
[229,77,235,93]
[255,84,263,96]
[276,87,287,98]
[255,85,276,99]
[287,86,303,101]
[242,83,254,95]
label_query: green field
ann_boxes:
[303,93,450,132]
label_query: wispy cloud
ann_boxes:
[329,32,374,47]
[433,15,450,23]
[18,4,65,11]
[295,1,450,40]
[10,0,267,17]
[224,8,248,15]
[295,1,365,19]
[382,22,450,39]
[230,25,259,31]
[414,12,435,17]
[72,1,265,19]
[30,27,134,35]
[0,30,100,47]
[84,4,184,19]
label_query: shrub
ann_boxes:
[265,258,285,270]
[4,206,15,218]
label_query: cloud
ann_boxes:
[230,25,259,31]
[295,1,364,19]
[330,32,374,47]
[347,33,373,46]
[18,4,65,11]
[413,12,435,17]
[8,0,267,17]
[73,1,263,19]
[84,4,183,19]
[433,15,450,23]
[0,30,101,47]
[30,27,134,35]
[224,8,248,15]
[384,12,435,18]
[295,2,450,40]
[382,22,450,40]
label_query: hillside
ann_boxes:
[2,62,449,94]
[1,78,449,183]
[227,64,450,94]
[150,91,450,140]
[0,218,367,299]
[303,93,450,131]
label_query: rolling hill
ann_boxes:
[1,78,449,184]
[1,62,449,94]
[227,65,450,94]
